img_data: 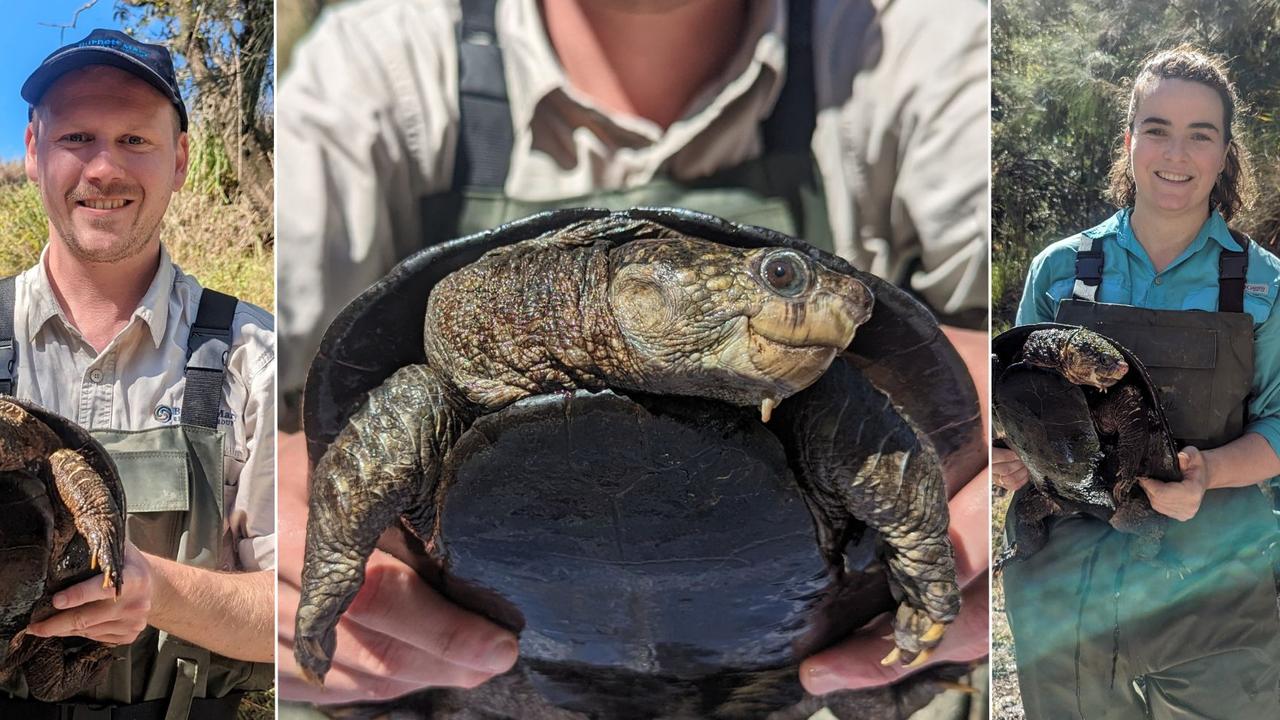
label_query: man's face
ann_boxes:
[24,65,188,264]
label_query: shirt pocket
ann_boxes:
[1179,287,1220,313]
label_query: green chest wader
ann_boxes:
[1004,234,1280,719]
[419,0,833,257]
[0,285,272,719]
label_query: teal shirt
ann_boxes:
[1016,208,1280,458]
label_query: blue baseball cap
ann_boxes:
[21,28,188,131]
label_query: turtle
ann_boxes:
[297,208,986,718]
[992,324,1182,567]
[0,397,126,702]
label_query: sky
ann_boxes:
[0,1,122,161]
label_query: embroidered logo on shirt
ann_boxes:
[1245,283,1271,295]
[152,404,235,426]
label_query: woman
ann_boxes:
[995,46,1280,718]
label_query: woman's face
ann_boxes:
[1125,77,1228,219]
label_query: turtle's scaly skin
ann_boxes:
[0,398,125,701]
[296,217,960,683]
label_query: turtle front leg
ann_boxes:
[1092,384,1145,501]
[49,449,124,595]
[781,365,959,668]
[863,449,958,668]
[295,364,471,685]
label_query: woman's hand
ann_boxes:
[1139,447,1210,521]
[992,446,1029,491]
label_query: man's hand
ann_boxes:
[27,541,153,645]
[277,431,518,705]
[992,446,1029,491]
[1139,447,1209,521]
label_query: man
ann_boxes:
[0,29,274,719]
[276,0,989,710]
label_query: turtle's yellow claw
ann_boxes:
[905,649,934,669]
[921,621,946,644]
[879,648,902,666]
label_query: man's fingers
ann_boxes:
[948,469,990,584]
[344,555,518,674]
[48,572,115,610]
[279,637,479,705]
[799,579,989,694]
[27,599,145,639]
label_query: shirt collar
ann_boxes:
[1088,208,1239,271]
[25,244,175,349]
[500,0,786,141]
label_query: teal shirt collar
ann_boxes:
[1082,208,1240,272]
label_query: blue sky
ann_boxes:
[0,1,122,161]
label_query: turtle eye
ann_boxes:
[759,250,810,297]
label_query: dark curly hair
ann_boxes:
[1106,45,1256,221]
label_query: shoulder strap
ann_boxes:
[1219,229,1249,313]
[182,289,237,429]
[761,0,816,155]
[452,0,514,192]
[0,276,15,396]
[1072,234,1103,302]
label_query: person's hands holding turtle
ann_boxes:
[277,432,518,704]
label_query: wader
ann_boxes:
[0,280,272,719]
[1004,233,1280,719]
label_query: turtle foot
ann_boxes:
[81,521,123,596]
[294,616,337,687]
[884,604,949,667]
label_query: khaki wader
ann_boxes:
[0,286,272,719]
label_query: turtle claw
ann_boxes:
[904,648,934,669]
[879,647,902,666]
[920,621,946,644]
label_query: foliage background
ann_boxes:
[992,0,1280,333]
[992,2,1280,717]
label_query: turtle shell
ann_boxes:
[303,208,984,716]
[992,323,1180,487]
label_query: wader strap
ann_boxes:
[761,0,815,155]
[1073,231,1250,310]
[0,275,14,396]
[1071,235,1103,302]
[1219,230,1250,313]
[181,290,237,430]
[453,0,512,192]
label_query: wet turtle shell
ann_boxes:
[992,323,1181,566]
[303,207,985,718]
[0,397,126,702]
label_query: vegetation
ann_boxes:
[993,0,1280,329]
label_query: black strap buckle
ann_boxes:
[1219,251,1247,280]
[1074,252,1104,285]
[185,323,232,370]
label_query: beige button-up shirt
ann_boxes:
[277,0,990,394]
[12,245,276,571]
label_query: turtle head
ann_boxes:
[1024,328,1128,389]
[607,238,873,414]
